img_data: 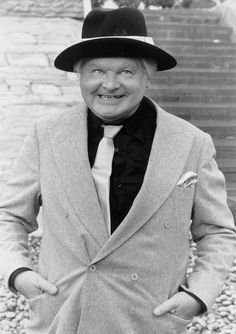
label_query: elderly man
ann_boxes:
[0,7,235,334]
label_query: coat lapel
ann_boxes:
[93,103,194,263]
[47,103,109,247]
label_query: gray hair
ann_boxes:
[73,58,157,79]
[140,59,157,80]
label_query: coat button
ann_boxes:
[90,265,96,272]
[164,221,171,228]
[131,273,139,281]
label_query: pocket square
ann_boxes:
[177,171,198,188]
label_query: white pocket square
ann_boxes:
[177,171,198,188]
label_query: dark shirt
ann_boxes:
[88,97,156,233]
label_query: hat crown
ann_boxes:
[82,7,148,38]
[54,7,177,72]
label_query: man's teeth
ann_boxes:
[99,95,123,100]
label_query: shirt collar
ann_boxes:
[122,100,146,143]
[88,98,149,143]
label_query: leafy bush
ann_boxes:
[113,0,141,8]
[92,0,192,8]
[91,0,105,8]
[178,0,193,7]
[143,0,175,8]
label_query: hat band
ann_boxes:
[81,35,155,46]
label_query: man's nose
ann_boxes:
[102,73,120,90]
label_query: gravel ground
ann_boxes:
[0,236,235,334]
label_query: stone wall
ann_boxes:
[0,0,84,18]
[0,16,83,194]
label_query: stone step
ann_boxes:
[227,182,236,193]
[4,40,234,57]
[217,158,236,173]
[152,69,236,86]
[156,104,236,139]
[156,102,236,122]
[225,172,236,183]
[154,39,236,56]
[143,9,220,24]
[5,51,235,71]
[214,139,236,159]
[148,86,236,104]
[217,160,236,183]
[175,55,236,70]
[226,185,236,200]
[191,120,236,139]
[147,22,231,41]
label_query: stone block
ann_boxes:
[0,82,9,94]
[66,72,79,81]
[7,53,49,66]
[0,181,7,194]
[0,66,66,81]
[0,160,12,170]
[0,95,41,107]
[31,84,61,95]
[0,0,83,18]
[0,32,37,45]
[41,95,81,104]
[0,54,7,65]
[61,86,81,97]
[0,123,5,135]
[10,85,31,95]
[1,105,64,129]
[6,79,31,86]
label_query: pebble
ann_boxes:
[0,303,7,313]
[0,288,7,297]
[5,311,16,319]
[0,238,235,333]
[6,300,17,310]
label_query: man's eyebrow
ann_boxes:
[87,62,101,67]
[85,60,139,70]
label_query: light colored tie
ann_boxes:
[92,125,123,235]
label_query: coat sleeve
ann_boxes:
[181,133,236,311]
[0,122,41,287]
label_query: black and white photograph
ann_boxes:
[0,0,235,333]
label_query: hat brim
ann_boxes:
[54,37,177,72]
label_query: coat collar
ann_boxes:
[47,103,109,248]
[47,98,194,258]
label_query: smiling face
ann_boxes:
[79,58,151,123]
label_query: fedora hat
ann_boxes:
[54,7,177,72]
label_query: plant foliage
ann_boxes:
[92,0,193,9]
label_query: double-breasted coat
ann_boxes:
[0,98,235,334]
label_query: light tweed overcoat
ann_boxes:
[0,98,235,334]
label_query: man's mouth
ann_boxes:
[98,94,124,100]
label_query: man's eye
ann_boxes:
[92,69,103,74]
[121,70,133,75]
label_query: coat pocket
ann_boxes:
[167,312,193,334]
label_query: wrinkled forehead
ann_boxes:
[77,57,144,69]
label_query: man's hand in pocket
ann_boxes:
[14,270,58,299]
[153,292,201,320]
